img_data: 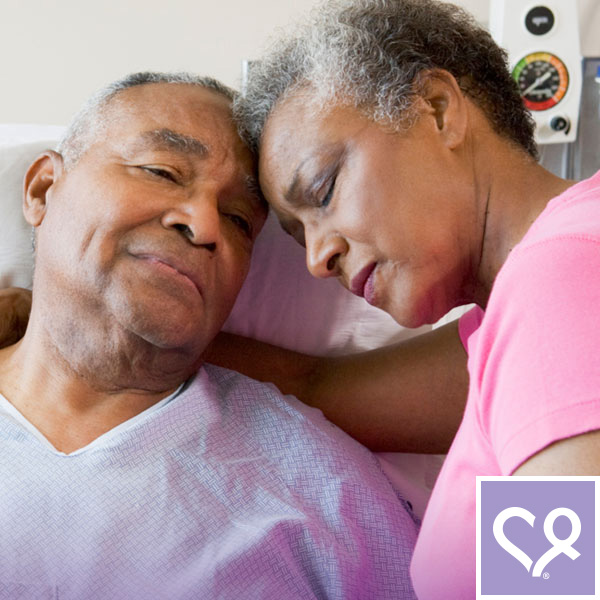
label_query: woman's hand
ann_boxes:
[0,288,32,349]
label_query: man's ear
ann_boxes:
[23,150,65,227]
[414,69,468,150]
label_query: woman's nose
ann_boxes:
[162,194,221,250]
[305,228,347,279]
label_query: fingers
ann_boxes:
[0,288,32,349]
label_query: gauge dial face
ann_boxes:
[512,52,569,111]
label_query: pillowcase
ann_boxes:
[0,140,59,288]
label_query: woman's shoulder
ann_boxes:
[520,170,600,249]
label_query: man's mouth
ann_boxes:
[133,253,203,296]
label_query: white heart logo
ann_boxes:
[493,506,582,577]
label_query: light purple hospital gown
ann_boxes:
[0,364,418,599]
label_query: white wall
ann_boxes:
[1,0,598,126]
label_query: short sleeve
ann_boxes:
[473,236,600,474]
[458,305,484,351]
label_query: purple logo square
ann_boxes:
[478,478,596,597]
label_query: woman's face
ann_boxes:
[259,96,480,328]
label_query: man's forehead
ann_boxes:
[79,83,264,205]
[109,82,232,119]
[98,85,243,156]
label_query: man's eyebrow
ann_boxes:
[129,128,209,156]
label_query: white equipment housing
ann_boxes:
[489,0,582,144]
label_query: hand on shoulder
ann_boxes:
[0,288,32,348]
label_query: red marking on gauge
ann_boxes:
[512,52,569,111]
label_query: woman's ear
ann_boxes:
[416,69,468,150]
[23,150,64,227]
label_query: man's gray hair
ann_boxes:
[58,71,238,169]
[234,0,537,158]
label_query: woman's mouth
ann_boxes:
[350,263,377,304]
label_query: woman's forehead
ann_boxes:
[261,98,382,179]
[259,104,335,193]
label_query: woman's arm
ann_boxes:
[0,288,32,349]
[204,320,469,454]
[2,285,468,452]
[514,431,600,475]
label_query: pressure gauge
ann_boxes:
[512,51,569,111]
[489,0,582,144]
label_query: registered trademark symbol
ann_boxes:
[543,572,550,579]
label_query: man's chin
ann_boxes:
[111,302,207,351]
[129,318,210,352]
[106,288,231,359]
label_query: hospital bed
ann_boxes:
[0,124,450,519]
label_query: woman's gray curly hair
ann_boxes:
[234,0,537,159]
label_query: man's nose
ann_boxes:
[305,226,347,279]
[161,194,221,250]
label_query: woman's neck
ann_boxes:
[472,146,574,308]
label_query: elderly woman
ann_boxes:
[216,0,600,597]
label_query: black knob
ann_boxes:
[550,116,570,133]
[525,6,555,36]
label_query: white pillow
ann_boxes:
[0,124,65,148]
[0,127,442,518]
[0,140,60,288]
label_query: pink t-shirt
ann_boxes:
[411,170,600,599]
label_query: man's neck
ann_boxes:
[0,319,193,454]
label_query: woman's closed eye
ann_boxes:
[320,175,337,208]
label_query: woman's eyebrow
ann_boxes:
[127,128,210,157]
[284,147,343,206]
[284,159,309,206]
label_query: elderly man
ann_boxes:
[0,73,418,599]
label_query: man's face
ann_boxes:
[31,83,266,357]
